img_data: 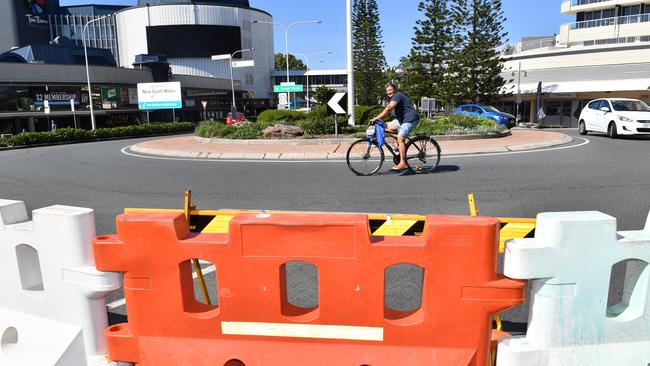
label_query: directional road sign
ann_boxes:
[327,92,347,115]
[274,85,303,93]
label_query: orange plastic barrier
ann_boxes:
[94,212,525,366]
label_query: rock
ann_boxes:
[262,124,305,139]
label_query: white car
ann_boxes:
[578,98,650,138]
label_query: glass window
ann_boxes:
[611,100,650,111]
[588,100,602,110]
[623,5,641,16]
[602,8,616,18]
[482,105,500,113]
[600,100,612,110]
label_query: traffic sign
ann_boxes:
[201,100,208,109]
[278,93,288,105]
[327,92,347,115]
[274,85,303,93]
[232,60,255,68]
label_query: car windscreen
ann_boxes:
[611,100,650,112]
[482,106,500,113]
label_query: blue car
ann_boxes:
[453,104,516,128]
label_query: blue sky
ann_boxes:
[60,0,572,69]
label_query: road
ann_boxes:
[1,129,649,332]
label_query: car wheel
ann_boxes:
[578,121,588,135]
[608,122,618,139]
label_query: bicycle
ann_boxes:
[346,120,441,176]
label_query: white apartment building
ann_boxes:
[499,1,650,127]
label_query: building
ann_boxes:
[115,0,274,103]
[0,0,276,134]
[270,69,347,107]
[500,1,650,127]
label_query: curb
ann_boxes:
[128,132,573,161]
[0,131,192,151]
[507,134,573,151]
[194,131,512,145]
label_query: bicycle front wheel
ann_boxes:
[405,136,441,174]
[346,138,384,176]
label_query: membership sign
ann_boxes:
[137,82,182,110]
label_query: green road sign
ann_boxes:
[274,85,303,93]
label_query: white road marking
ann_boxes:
[120,137,590,163]
[106,264,217,310]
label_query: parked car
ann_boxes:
[578,98,650,138]
[226,112,245,125]
[453,104,516,128]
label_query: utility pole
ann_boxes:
[346,0,355,125]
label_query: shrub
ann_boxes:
[298,117,335,136]
[257,109,309,124]
[194,121,270,139]
[0,122,194,147]
[308,106,329,120]
[354,105,385,125]
[413,116,505,135]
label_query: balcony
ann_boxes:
[568,13,650,30]
[559,13,650,47]
[561,0,644,14]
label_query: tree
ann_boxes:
[274,53,306,71]
[353,0,388,106]
[448,0,510,103]
[402,0,454,104]
[313,85,336,106]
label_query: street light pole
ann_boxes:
[212,48,254,118]
[82,15,109,130]
[346,0,355,125]
[252,20,321,110]
[295,51,331,111]
[512,62,528,124]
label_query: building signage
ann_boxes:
[101,87,122,102]
[137,82,182,110]
[24,0,49,28]
[34,91,80,106]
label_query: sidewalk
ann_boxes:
[128,129,573,160]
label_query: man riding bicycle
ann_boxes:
[371,82,420,171]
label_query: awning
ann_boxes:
[502,78,650,95]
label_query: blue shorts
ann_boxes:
[389,119,419,137]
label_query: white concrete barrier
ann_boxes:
[0,199,122,366]
[498,211,650,366]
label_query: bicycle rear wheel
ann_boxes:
[405,136,441,174]
[346,138,384,176]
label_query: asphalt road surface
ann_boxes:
[1,129,649,332]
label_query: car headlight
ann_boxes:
[619,115,634,122]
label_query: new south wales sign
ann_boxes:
[137,82,182,110]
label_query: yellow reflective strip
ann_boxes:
[499,223,536,252]
[221,321,384,341]
[201,215,235,234]
[368,213,424,220]
[372,219,418,236]
[499,217,537,224]
[124,208,184,214]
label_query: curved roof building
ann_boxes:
[115,0,273,99]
